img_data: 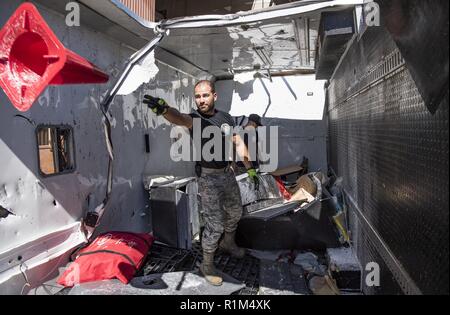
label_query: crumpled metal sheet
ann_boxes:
[236,173,282,207]
[68,271,245,295]
[158,0,365,29]
[244,201,301,221]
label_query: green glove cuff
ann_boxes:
[247,168,257,178]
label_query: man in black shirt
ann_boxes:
[143,80,258,286]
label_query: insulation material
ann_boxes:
[216,75,326,120]
[117,51,159,95]
[233,71,256,84]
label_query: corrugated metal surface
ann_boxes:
[118,0,155,21]
[327,27,449,295]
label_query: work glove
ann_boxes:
[143,95,169,116]
[247,168,260,191]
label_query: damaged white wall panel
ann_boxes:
[216,75,326,120]
[117,51,160,96]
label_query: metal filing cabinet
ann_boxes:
[145,177,200,249]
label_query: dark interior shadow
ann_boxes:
[235,80,255,102]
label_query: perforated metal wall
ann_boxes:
[327,27,449,295]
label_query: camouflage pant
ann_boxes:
[198,169,243,253]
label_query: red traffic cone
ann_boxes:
[0,3,109,112]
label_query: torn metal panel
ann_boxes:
[77,0,363,77]
[157,18,321,78]
[236,173,283,208]
[116,51,160,96]
[159,0,364,29]
[154,1,362,77]
[102,34,163,111]
[244,201,302,221]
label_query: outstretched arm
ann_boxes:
[163,108,193,129]
[144,95,193,128]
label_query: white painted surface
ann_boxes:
[117,51,160,96]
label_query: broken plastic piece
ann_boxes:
[0,205,14,219]
[0,3,109,112]
[84,212,100,228]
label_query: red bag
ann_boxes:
[275,176,292,201]
[58,232,153,287]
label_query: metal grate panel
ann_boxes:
[139,242,260,295]
[327,27,449,295]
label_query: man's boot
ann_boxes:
[219,231,245,259]
[199,251,223,286]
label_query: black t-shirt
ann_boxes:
[189,109,235,169]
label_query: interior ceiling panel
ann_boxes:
[159,14,320,77]
[63,0,361,77]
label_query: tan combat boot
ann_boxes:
[199,251,223,286]
[219,231,246,259]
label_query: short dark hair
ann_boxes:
[195,80,215,93]
[248,114,262,126]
